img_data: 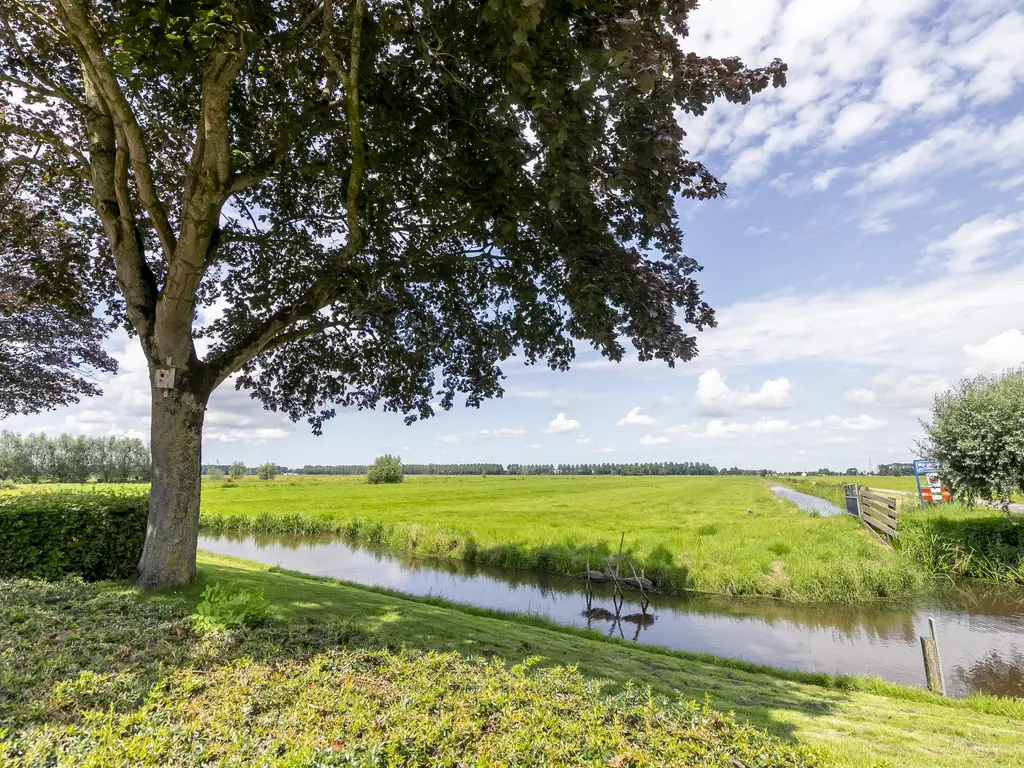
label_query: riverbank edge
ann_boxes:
[198,508,928,604]
[195,551,1023,722]
[773,479,1024,585]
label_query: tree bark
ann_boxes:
[136,379,207,588]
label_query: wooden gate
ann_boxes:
[858,488,899,542]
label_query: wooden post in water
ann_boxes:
[929,617,947,696]
[920,636,943,695]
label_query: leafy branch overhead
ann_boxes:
[1,0,786,428]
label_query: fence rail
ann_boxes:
[858,487,900,542]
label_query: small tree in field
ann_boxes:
[257,462,278,481]
[206,465,224,481]
[228,462,247,481]
[3,1,787,586]
[368,455,403,484]
[921,369,1024,507]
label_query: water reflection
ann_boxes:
[199,532,1024,698]
[769,485,846,516]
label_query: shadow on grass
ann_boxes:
[1,566,831,752]
[3,560,1021,767]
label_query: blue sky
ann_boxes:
[7,0,1024,471]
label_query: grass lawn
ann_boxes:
[4,555,1021,767]
[199,475,924,602]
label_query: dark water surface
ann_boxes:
[199,533,1024,698]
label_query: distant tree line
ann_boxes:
[299,461,731,476]
[875,463,915,476]
[0,431,151,483]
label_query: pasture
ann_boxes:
[200,475,923,602]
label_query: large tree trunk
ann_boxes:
[136,382,208,588]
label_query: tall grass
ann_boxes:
[899,506,1024,584]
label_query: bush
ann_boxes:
[206,465,224,480]
[191,582,270,633]
[0,491,149,580]
[367,454,404,484]
[228,461,246,481]
[921,369,1024,506]
[257,462,277,481]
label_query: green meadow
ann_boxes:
[199,475,925,602]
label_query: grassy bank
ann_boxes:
[774,478,1024,586]
[4,555,1022,767]
[198,475,925,602]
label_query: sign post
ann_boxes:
[913,459,952,507]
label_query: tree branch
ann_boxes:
[0,13,88,110]
[205,0,367,388]
[77,62,158,351]
[56,0,177,262]
[0,122,90,168]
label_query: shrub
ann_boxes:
[191,583,270,633]
[228,461,247,481]
[921,369,1024,506]
[206,465,224,480]
[257,462,277,481]
[367,454,404,485]
[0,491,148,580]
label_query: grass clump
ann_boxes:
[899,505,1024,584]
[190,582,270,633]
[0,576,821,768]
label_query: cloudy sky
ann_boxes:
[7,0,1024,470]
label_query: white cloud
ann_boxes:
[526,443,541,450]
[812,167,844,191]
[701,264,1024,375]
[963,329,1024,375]
[705,417,792,439]
[657,396,683,407]
[843,388,876,406]
[819,415,888,432]
[489,427,528,437]
[828,102,888,148]
[695,369,792,415]
[684,2,1024,189]
[925,213,1023,273]
[640,435,670,446]
[746,225,772,235]
[544,413,581,434]
[843,373,949,410]
[439,434,461,444]
[861,190,931,234]
[205,427,291,444]
[576,437,593,445]
[616,407,661,427]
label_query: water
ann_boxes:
[769,485,847,516]
[199,533,1024,698]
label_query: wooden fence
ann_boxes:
[858,488,900,542]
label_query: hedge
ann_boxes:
[0,491,149,580]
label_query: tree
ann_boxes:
[256,462,277,480]
[228,461,247,481]
[367,454,403,484]
[2,1,785,587]
[206,465,224,480]
[921,369,1024,507]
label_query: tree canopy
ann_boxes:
[2,0,785,428]
[921,369,1024,507]
[0,166,116,416]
